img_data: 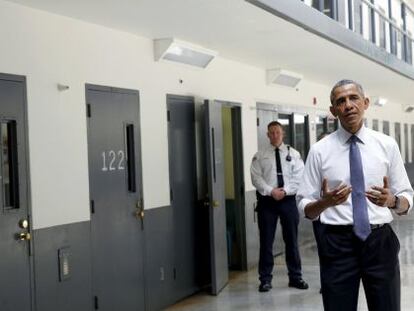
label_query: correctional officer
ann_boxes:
[251,120,308,292]
[297,79,413,311]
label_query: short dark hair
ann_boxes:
[330,79,365,104]
[267,121,283,130]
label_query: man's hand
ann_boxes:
[304,178,352,219]
[366,176,395,207]
[271,188,286,201]
[320,178,352,208]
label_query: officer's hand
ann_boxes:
[320,178,352,208]
[366,176,394,207]
[271,188,285,201]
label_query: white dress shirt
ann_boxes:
[251,143,304,196]
[296,125,413,225]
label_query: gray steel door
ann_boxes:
[0,75,32,311]
[86,85,145,311]
[204,100,228,295]
[167,95,198,297]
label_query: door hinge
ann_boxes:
[167,110,170,122]
[94,296,99,310]
[87,104,91,118]
[170,188,173,202]
[90,200,95,214]
[256,117,259,126]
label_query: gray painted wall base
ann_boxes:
[33,221,92,311]
[144,206,176,311]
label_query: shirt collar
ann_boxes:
[337,123,367,145]
[268,142,287,151]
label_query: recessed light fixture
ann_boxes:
[266,69,303,88]
[373,97,387,107]
[404,104,414,112]
[154,38,217,68]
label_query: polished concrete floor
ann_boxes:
[166,214,414,311]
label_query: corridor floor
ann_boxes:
[166,214,414,311]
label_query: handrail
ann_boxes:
[361,0,413,41]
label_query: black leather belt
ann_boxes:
[325,223,386,233]
[370,224,385,230]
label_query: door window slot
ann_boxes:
[1,121,19,210]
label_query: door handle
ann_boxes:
[212,200,219,208]
[17,232,31,241]
[19,219,29,229]
[135,210,144,220]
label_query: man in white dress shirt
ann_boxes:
[251,121,308,292]
[297,79,413,311]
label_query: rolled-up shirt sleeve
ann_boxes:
[251,153,273,196]
[296,147,323,218]
[389,142,413,212]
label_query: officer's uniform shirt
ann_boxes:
[250,143,304,196]
[296,125,414,225]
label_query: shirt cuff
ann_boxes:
[264,185,273,196]
[284,186,294,196]
[297,198,314,219]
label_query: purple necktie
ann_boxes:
[349,135,371,241]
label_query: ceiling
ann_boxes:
[5,0,414,105]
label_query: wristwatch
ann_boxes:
[389,195,400,210]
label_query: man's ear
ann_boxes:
[329,105,337,117]
[364,97,370,110]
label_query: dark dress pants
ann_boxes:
[317,224,400,311]
[257,194,302,283]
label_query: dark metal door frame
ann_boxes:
[230,106,247,270]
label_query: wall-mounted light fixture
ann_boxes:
[372,97,387,107]
[154,38,217,68]
[404,104,414,112]
[266,68,302,88]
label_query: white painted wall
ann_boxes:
[0,0,412,229]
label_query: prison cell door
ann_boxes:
[204,100,228,295]
[0,74,32,311]
[86,85,145,311]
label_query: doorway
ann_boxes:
[222,105,246,271]
[256,103,310,256]
[203,100,246,295]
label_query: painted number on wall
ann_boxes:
[101,150,125,171]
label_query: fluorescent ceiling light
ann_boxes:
[266,69,303,87]
[154,38,217,68]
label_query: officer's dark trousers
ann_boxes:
[257,194,302,283]
[316,223,400,311]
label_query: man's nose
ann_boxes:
[344,98,353,108]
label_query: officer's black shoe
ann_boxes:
[288,279,309,290]
[258,282,272,292]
